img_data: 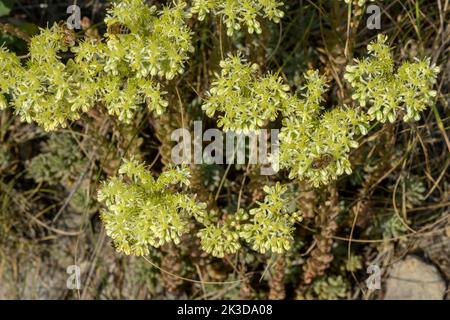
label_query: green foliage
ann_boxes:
[402,176,426,209]
[69,180,97,214]
[379,214,407,238]
[343,255,363,272]
[345,34,440,123]
[202,53,289,133]
[342,0,373,6]
[0,0,15,17]
[27,133,87,186]
[0,144,9,170]
[26,133,98,213]
[97,159,206,256]
[191,0,284,35]
[308,275,348,300]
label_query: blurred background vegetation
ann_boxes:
[0,0,448,299]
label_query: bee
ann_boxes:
[107,22,131,36]
[310,153,334,170]
[57,21,77,46]
[63,27,76,46]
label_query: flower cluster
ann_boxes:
[204,37,438,188]
[196,183,301,257]
[76,0,193,122]
[98,159,206,256]
[97,159,302,257]
[279,108,368,187]
[2,26,95,131]
[191,0,284,35]
[240,183,302,254]
[345,34,440,123]
[104,0,194,80]
[202,53,290,133]
[203,58,371,186]
[0,46,21,110]
[197,209,248,258]
[278,71,369,187]
[0,0,194,130]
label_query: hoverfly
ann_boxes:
[310,153,333,170]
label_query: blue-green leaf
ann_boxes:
[0,0,15,17]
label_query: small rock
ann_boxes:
[384,255,446,300]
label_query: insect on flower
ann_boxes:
[107,22,131,35]
[310,153,334,170]
[57,21,77,46]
